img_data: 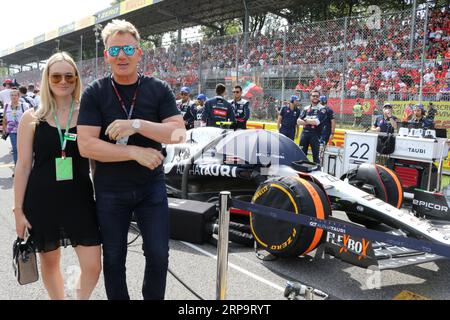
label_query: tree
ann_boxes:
[272,0,429,25]
[200,19,242,39]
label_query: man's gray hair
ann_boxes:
[102,19,141,46]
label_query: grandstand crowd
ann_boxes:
[2,7,450,114]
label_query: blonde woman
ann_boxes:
[13,52,101,300]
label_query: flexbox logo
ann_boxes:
[327,232,371,260]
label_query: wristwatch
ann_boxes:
[132,119,141,132]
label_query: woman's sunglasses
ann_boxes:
[107,45,138,57]
[50,74,78,84]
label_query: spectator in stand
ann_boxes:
[4,8,450,106]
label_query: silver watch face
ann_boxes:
[132,119,140,129]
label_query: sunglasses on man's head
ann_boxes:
[107,45,138,57]
[50,74,77,84]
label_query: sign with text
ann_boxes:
[45,29,59,42]
[343,131,378,174]
[59,23,75,37]
[33,34,45,46]
[328,98,375,115]
[75,16,96,31]
[387,100,450,129]
[24,40,34,49]
[95,4,120,23]
[120,0,152,15]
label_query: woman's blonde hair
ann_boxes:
[34,52,81,121]
[102,19,141,47]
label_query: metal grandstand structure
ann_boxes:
[0,0,296,69]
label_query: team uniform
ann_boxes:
[279,106,300,140]
[409,116,434,130]
[427,106,438,121]
[229,98,250,129]
[184,103,204,129]
[202,96,235,127]
[299,104,327,164]
[320,105,335,145]
[373,115,398,133]
[177,99,196,130]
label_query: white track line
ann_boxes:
[181,241,285,292]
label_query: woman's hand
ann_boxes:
[13,208,32,239]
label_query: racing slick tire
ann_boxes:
[342,163,404,227]
[250,176,330,258]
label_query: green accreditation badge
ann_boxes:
[64,133,77,142]
[55,157,73,181]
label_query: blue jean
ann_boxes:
[9,133,17,164]
[95,179,169,300]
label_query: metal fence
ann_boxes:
[6,5,450,125]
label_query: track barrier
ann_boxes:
[214,191,450,300]
[230,198,450,259]
[216,192,231,300]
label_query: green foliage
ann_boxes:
[200,19,242,39]
[0,67,8,77]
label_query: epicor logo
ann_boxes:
[413,199,449,212]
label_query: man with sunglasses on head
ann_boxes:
[229,85,250,130]
[77,19,185,300]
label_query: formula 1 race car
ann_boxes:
[163,127,450,270]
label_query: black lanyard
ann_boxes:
[110,74,141,120]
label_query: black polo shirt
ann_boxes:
[78,75,180,192]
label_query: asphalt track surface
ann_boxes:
[1,139,450,301]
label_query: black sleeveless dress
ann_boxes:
[23,121,101,252]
